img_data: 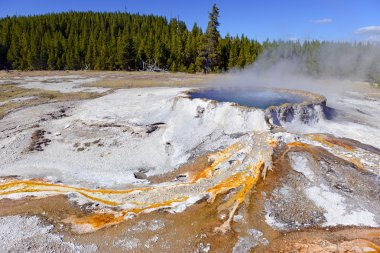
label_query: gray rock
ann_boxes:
[195,106,205,118]
[176,174,188,181]
[138,168,149,173]
[134,171,148,180]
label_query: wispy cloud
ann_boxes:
[354,26,380,35]
[354,26,380,42]
[310,18,333,24]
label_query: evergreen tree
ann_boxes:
[228,38,239,69]
[197,4,221,73]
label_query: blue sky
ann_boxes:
[0,0,379,42]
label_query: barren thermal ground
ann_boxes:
[0,71,379,252]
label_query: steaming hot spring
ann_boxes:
[0,78,379,251]
[190,87,308,109]
[189,86,327,126]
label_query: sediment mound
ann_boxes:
[0,86,379,252]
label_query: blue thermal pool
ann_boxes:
[190,88,307,109]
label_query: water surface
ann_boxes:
[191,88,307,109]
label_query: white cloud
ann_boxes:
[310,18,333,24]
[354,26,380,42]
[354,26,380,35]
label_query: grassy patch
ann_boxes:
[85,72,214,89]
[0,84,101,119]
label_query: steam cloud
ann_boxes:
[212,42,380,98]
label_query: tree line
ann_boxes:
[0,4,379,83]
[0,5,262,72]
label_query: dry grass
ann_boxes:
[86,72,215,89]
[0,70,216,88]
[90,78,199,89]
[0,84,101,119]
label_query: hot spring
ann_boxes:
[190,87,308,109]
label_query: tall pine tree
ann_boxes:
[197,4,221,73]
